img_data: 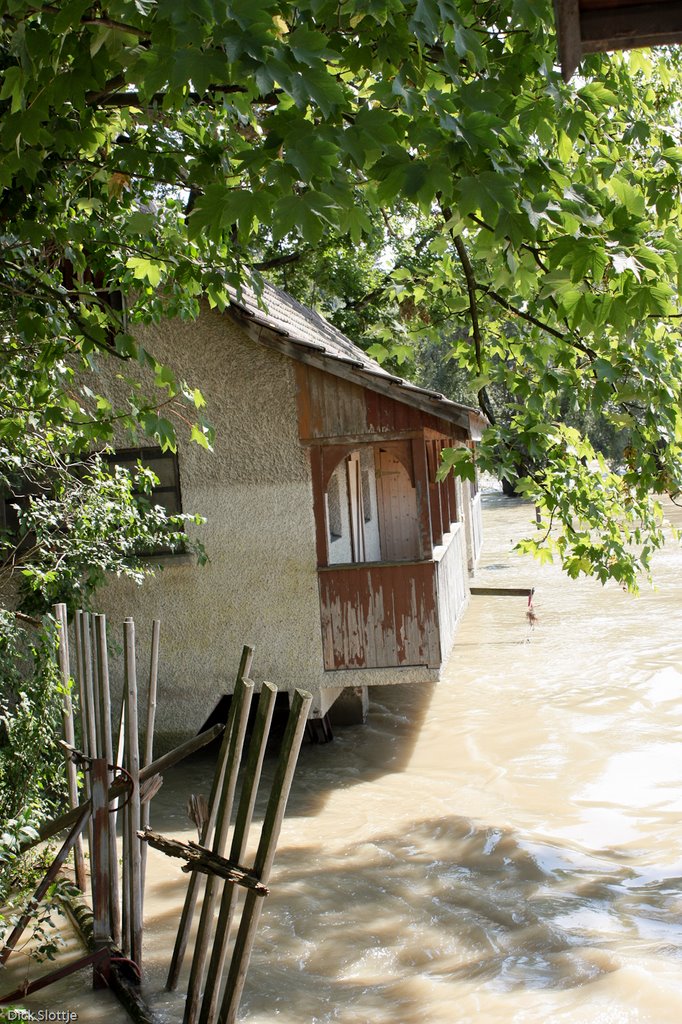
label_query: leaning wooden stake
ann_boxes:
[183,675,255,1023]
[166,645,254,991]
[53,603,86,892]
[199,682,278,1024]
[217,688,312,1024]
[123,617,143,971]
[0,804,91,968]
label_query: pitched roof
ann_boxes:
[228,280,487,438]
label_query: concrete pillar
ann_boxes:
[328,685,369,726]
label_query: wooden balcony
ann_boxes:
[318,559,441,671]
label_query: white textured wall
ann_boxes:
[94,308,325,747]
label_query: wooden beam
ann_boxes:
[0,805,91,968]
[411,436,433,561]
[300,429,423,447]
[581,2,682,51]
[309,445,329,567]
[138,831,269,896]
[554,0,582,80]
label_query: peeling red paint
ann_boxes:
[318,562,441,670]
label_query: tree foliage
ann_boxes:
[2,1,682,586]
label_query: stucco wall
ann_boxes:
[95,308,326,747]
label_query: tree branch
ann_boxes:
[479,285,597,359]
[86,80,281,109]
[446,226,497,425]
[250,247,314,271]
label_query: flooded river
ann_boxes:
[9,492,682,1022]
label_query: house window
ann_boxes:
[104,446,182,517]
[0,478,46,552]
[0,448,183,562]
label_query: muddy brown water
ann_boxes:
[6,492,682,1022]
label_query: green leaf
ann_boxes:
[0,67,24,114]
[610,177,647,218]
[125,257,164,287]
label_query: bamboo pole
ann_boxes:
[166,645,254,992]
[199,682,278,1024]
[140,619,160,914]
[89,614,104,758]
[53,603,86,892]
[123,617,143,971]
[217,688,312,1024]
[183,675,254,1023]
[79,611,98,758]
[94,613,121,947]
[74,610,94,865]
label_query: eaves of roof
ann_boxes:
[227,284,488,440]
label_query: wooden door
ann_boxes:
[375,449,420,561]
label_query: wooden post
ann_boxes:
[144,619,160,769]
[166,645,254,992]
[89,614,104,758]
[79,611,98,758]
[140,619,160,914]
[74,610,94,866]
[53,604,87,892]
[411,435,433,560]
[94,613,121,947]
[217,689,313,1024]
[199,682,278,1024]
[90,756,112,989]
[123,617,143,972]
[183,675,254,1023]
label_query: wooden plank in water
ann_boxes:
[469,586,533,596]
[138,831,268,895]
